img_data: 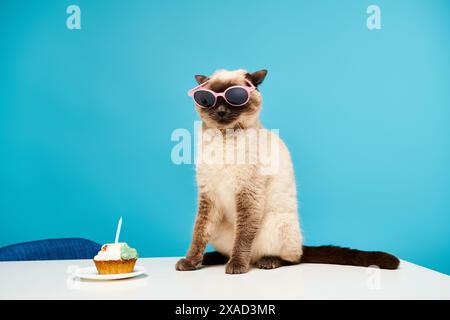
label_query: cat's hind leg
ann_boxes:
[255,256,289,269]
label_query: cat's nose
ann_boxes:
[217,110,227,118]
[216,105,227,118]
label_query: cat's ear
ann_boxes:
[246,69,268,86]
[195,75,209,84]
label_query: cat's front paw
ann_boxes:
[175,258,199,271]
[225,258,250,274]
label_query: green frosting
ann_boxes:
[120,243,138,260]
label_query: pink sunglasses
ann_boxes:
[188,79,256,108]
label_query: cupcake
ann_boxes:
[93,243,138,274]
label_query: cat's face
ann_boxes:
[193,69,267,129]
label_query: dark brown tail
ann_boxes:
[300,245,400,270]
[202,251,229,265]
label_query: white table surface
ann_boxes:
[0,257,449,300]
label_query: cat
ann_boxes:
[175,69,399,274]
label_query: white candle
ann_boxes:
[114,216,122,244]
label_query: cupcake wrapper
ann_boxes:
[93,258,137,274]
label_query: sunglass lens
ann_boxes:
[225,87,248,106]
[193,90,216,108]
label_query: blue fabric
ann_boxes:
[0,238,101,261]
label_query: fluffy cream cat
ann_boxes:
[176,69,399,274]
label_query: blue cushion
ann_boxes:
[0,238,101,261]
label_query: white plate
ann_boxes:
[73,266,147,280]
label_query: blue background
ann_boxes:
[1,0,449,274]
